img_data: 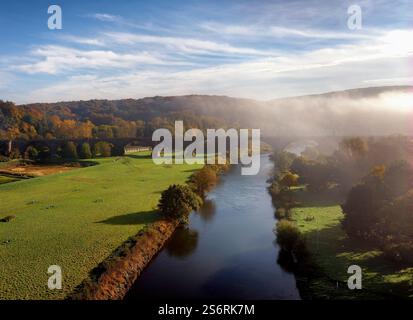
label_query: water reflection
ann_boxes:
[277,249,297,274]
[194,199,216,223]
[165,226,199,258]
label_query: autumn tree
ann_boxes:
[369,164,386,180]
[189,166,218,197]
[158,184,202,222]
[280,171,299,190]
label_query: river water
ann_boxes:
[125,154,300,300]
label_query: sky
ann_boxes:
[0,0,412,103]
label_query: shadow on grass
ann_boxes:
[125,154,152,160]
[35,159,100,167]
[294,188,346,208]
[78,160,100,167]
[299,221,413,299]
[97,210,160,225]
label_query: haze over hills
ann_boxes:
[263,85,413,136]
[1,86,412,141]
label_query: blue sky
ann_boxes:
[0,0,412,103]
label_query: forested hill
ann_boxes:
[0,95,262,141]
[1,85,411,141]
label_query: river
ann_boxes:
[125,154,300,300]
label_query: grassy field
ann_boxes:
[0,153,201,299]
[292,189,413,299]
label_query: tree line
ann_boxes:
[1,140,114,162]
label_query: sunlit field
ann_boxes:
[0,153,201,299]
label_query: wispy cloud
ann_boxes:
[59,35,106,47]
[86,12,161,32]
[90,13,122,22]
[103,32,275,56]
[201,22,376,40]
[363,77,413,84]
[14,45,188,74]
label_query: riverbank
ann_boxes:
[68,218,179,300]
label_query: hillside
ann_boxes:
[1,86,411,144]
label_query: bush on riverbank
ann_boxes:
[270,182,300,219]
[189,166,218,198]
[276,220,304,252]
[275,220,310,277]
[158,184,202,223]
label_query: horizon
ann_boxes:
[10,84,413,106]
[0,0,412,103]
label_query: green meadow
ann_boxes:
[292,189,413,299]
[0,153,201,300]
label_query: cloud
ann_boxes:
[14,45,186,74]
[90,13,122,22]
[12,31,278,76]
[103,32,274,56]
[200,23,375,40]
[363,77,413,84]
[59,35,106,47]
[86,13,159,31]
